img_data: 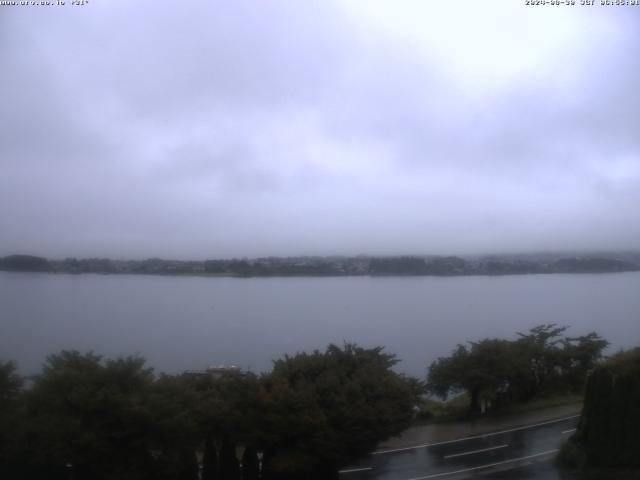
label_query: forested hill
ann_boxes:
[1,253,639,277]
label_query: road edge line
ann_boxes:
[372,415,579,455]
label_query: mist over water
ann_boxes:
[2,271,639,378]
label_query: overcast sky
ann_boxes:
[1,0,639,259]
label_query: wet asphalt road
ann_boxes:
[339,415,579,480]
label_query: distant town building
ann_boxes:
[183,364,244,380]
[206,364,242,379]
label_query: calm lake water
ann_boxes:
[1,271,639,377]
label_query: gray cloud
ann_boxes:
[1,1,639,258]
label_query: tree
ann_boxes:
[187,369,264,480]
[0,360,22,402]
[428,325,609,415]
[201,434,219,480]
[147,374,201,480]
[563,332,609,372]
[567,347,640,469]
[428,339,516,414]
[0,361,25,479]
[219,437,240,480]
[241,445,260,480]
[25,351,156,480]
[514,324,569,398]
[261,343,422,478]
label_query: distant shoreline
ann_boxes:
[2,253,639,278]
[3,270,640,279]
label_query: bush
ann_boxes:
[556,439,586,470]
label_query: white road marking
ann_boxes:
[372,415,579,455]
[338,467,374,474]
[561,428,577,434]
[404,449,559,480]
[443,443,508,459]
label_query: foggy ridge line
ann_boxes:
[1,252,639,277]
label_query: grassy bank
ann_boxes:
[416,393,583,424]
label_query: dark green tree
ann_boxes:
[428,339,516,414]
[219,437,240,480]
[561,332,609,390]
[24,351,155,480]
[428,325,609,415]
[0,361,25,479]
[241,445,260,480]
[261,343,421,478]
[178,449,199,480]
[147,374,201,480]
[0,360,22,401]
[566,347,640,470]
[154,448,198,480]
[514,324,568,398]
[201,434,219,480]
[188,369,263,474]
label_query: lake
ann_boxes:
[1,271,639,378]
